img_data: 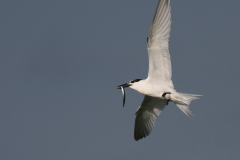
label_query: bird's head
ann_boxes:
[116,79,143,107]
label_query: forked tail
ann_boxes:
[173,92,201,117]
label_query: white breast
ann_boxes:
[130,79,175,98]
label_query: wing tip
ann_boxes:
[134,123,150,141]
[134,134,147,141]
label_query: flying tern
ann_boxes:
[117,0,201,141]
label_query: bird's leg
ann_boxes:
[162,92,171,98]
[162,92,171,105]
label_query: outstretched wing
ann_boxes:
[147,0,173,87]
[134,96,167,141]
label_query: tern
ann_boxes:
[117,0,201,141]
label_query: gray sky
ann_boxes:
[1,0,240,159]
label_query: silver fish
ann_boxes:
[120,86,125,107]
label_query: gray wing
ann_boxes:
[134,96,167,141]
[147,0,173,87]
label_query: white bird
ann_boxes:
[117,0,201,141]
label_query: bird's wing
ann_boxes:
[134,96,167,141]
[147,0,173,87]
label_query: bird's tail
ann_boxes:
[172,92,201,117]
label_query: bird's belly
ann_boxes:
[138,84,174,98]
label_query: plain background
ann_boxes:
[1,0,240,159]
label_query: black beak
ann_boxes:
[116,83,130,89]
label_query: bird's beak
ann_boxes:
[116,83,130,89]
[116,83,130,107]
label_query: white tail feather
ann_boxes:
[173,92,201,117]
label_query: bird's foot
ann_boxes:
[162,92,171,105]
[166,100,170,105]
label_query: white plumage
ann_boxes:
[117,0,201,141]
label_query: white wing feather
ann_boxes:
[147,0,173,87]
[134,96,167,141]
